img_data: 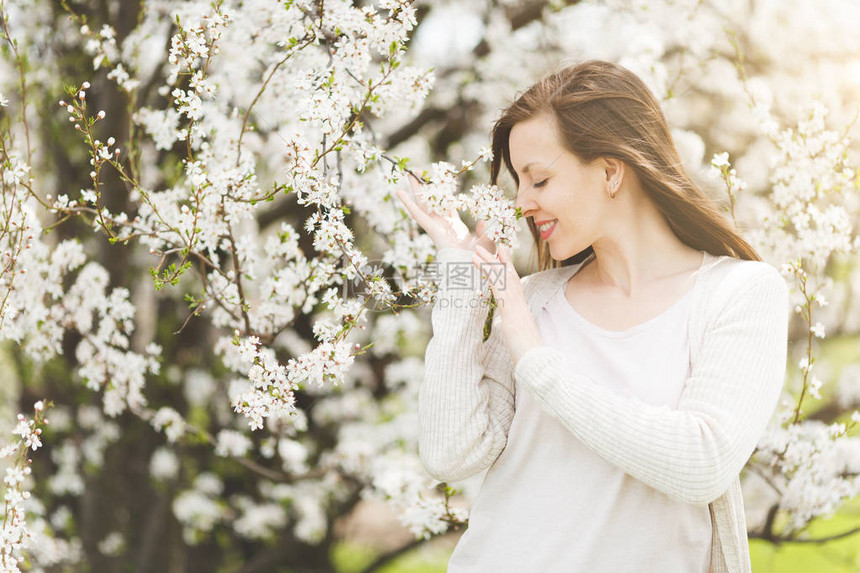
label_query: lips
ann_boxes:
[538,220,557,239]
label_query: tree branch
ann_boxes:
[749,525,860,545]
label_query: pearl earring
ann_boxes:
[609,180,619,198]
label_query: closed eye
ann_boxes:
[515,177,549,196]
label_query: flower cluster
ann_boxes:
[746,101,858,273]
[228,335,299,431]
[459,183,521,249]
[753,415,860,532]
[0,402,48,571]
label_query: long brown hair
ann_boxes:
[489,59,761,271]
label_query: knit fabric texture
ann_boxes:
[419,246,790,573]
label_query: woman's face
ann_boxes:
[511,112,611,261]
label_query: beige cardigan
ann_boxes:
[419,247,789,573]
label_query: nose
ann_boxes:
[515,187,536,217]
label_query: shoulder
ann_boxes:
[700,255,789,321]
[707,256,787,297]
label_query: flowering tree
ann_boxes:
[1,0,859,571]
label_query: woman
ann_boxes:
[395,60,789,573]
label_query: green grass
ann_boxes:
[750,497,860,572]
[332,499,860,573]
[331,539,448,573]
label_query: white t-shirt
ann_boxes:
[446,270,712,572]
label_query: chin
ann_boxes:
[547,245,570,262]
[545,239,569,260]
[548,240,586,263]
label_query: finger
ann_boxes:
[472,253,496,293]
[407,172,420,192]
[409,176,444,218]
[394,188,430,227]
[472,221,486,251]
[473,256,491,293]
[394,188,414,213]
[476,244,499,270]
[499,244,515,270]
[396,186,425,216]
[407,174,428,207]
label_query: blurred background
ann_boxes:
[1,0,859,571]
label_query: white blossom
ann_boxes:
[149,447,180,481]
[214,429,252,457]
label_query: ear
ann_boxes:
[601,158,624,185]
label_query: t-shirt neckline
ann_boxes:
[555,250,708,338]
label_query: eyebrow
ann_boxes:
[518,162,546,176]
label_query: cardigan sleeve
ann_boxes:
[418,246,518,483]
[513,264,790,506]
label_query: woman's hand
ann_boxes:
[396,171,542,363]
[394,173,496,253]
[473,243,544,366]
